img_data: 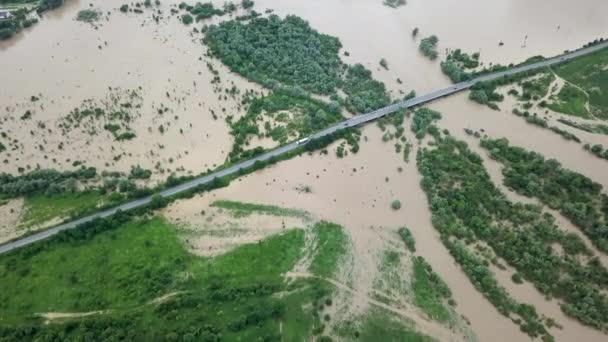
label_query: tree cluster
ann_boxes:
[418,131,608,336]
[419,35,439,60]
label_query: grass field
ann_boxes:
[20,191,105,227]
[547,83,590,117]
[411,257,453,323]
[0,217,335,340]
[552,48,608,119]
[211,199,309,219]
[336,308,435,342]
[310,221,349,278]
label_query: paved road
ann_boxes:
[1,41,607,255]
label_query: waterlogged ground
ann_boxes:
[1,0,608,340]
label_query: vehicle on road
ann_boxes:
[296,137,310,145]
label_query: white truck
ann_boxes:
[296,137,310,145]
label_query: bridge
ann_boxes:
[1,41,607,255]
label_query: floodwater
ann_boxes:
[2,0,608,340]
[1,0,265,181]
[257,0,608,94]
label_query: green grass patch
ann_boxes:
[211,199,309,219]
[336,308,434,341]
[374,250,405,294]
[547,83,589,117]
[411,257,452,323]
[552,47,608,119]
[0,216,338,340]
[309,221,349,278]
[20,191,105,227]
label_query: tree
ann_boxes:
[242,0,254,9]
[181,14,193,25]
[391,200,402,210]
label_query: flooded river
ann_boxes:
[2,0,607,340]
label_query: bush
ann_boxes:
[182,14,193,25]
[120,4,129,12]
[391,200,401,210]
[242,0,254,9]
[76,9,99,22]
[398,227,415,252]
[419,35,438,60]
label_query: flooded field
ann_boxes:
[2,0,607,340]
[1,0,265,181]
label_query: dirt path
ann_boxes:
[285,271,463,341]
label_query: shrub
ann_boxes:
[242,0,254,9]
[398,227,415,252]
[419,35,439,60]
[391,200,401,210]
[76,9,99,22]
[182,14,193,25]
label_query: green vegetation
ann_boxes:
[380,58,388,70]
[411,108,441,138]
[204,15,390,113]
[547,83,589,117]
[310,221,349,278]
[511,109,580,142]
[0,8,37,40]
[557,118,608,135]
[550,47,608,119]
[337,309,434,341]
[419,35,439,60]
[518,72,555,100]
[205,14,393,163]
[181,13,193,25]
[397,226,415,252]
[343,64,391,113]
[374,250,404,295]
[416,127,608,338]
[181,1,224,21]
[391,200,402,210]
[129,165,152,180]
[60,89,141,141]
[0,216,340,340]
[482,137,608,254]
[20,192,105,227]
[205,15,343,94]
[411,257,452,323]
[472,139,608,329]
[211,199,308,218]
[38,0,63,11]
[469,81,504,110]
[228,92,347,162]
[440,49,479,82]
[76,9,99,22]
[383,0,406,8]
[583,143,608,161]
[241,0,254,9]
[0,167,98,199]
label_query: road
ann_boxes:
[1,41,607,255]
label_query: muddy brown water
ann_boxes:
[2,0,608,340]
